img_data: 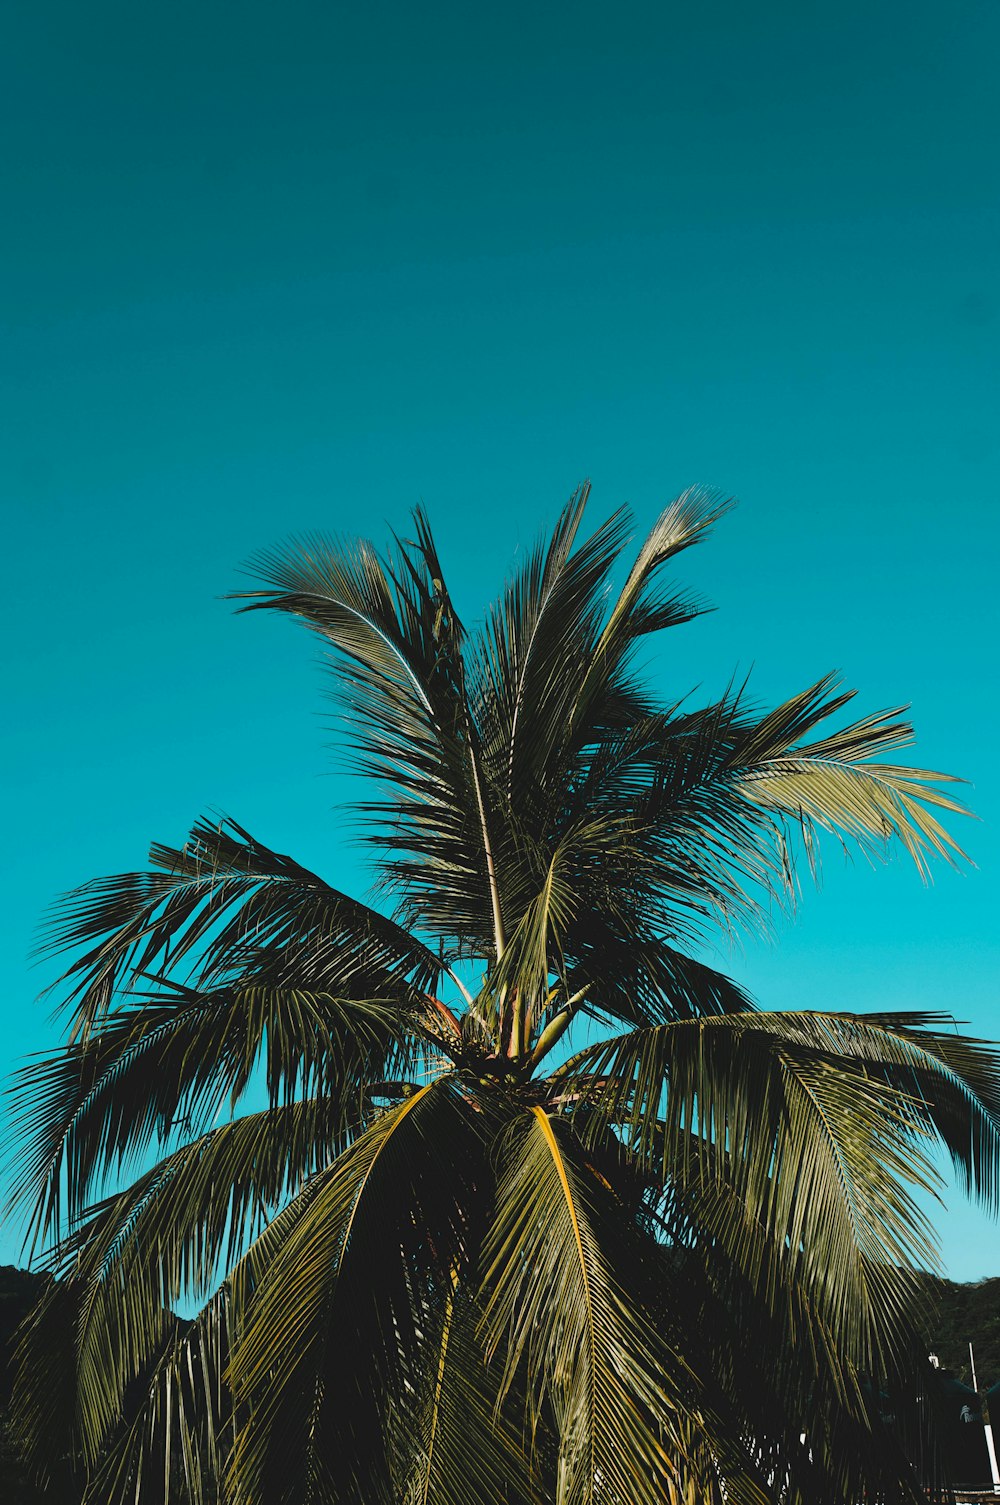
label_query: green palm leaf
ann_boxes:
[8,979,436,1250]
[481,1107,767,1505]
[228,1080,486,1505]
[560,1011,1000,1368]
[395,1287,544,1505]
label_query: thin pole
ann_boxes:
[970,1341,1000,1493]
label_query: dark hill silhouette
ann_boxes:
[921,1274,1000,1387]
[0,1266,58,1503]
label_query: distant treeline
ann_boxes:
[920,1273,1000,1388]
[3,1264,1000,1500]
[0,1267,51,1504]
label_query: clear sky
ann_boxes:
[1,1,997,1276]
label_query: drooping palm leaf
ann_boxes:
[39,816,449,1038]
[481,1106,769,1505]
[393,1285,545,1505]
[559,1011,1000,1370]
[8,983,425,1249]
[83,1285,234,1505]
[12,1098,351,1480]
[228,1079,488,1505]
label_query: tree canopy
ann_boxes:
[7,485,999,1504]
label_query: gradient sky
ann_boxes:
[2,1,998,1276]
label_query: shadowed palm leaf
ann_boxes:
[6,484,997,1504]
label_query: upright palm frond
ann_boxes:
[6,484,994,1505]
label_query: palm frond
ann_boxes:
[232,521,508,959]
[7,981,427,1250]
[40,815,445,1040]
[82,1286,233,1505]
[649,1222,934,1505]
[394,1286,544,1505]
[555,488,731,756]
[560,1010,1000,1371]
[480,1107,762,1505]
[228,1079,486,1505]
[730,677,970,881]
[474,488,632,808]
[13,1099,347,1476]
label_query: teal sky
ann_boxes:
[2,1,998,1277]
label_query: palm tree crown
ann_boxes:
[8,484,1000,1504]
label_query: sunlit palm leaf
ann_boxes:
[481,1107,767,1505]
[560,1011,1000,1369]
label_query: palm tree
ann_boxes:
[7,485,1000,1504]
